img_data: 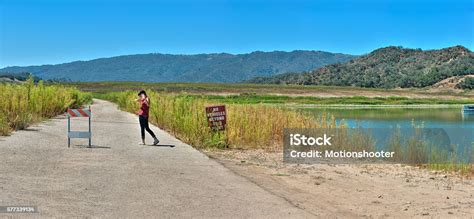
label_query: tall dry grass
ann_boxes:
[0,78,92,135]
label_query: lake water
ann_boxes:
[303,107,474,129]
[302,107,474,163]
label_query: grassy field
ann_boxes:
[0,79,92,135]
[69,81,421,93]
[71,81,472,95]
[69,81,474,105]
[188,93,474,105]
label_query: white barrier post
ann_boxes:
[67,107,92,148]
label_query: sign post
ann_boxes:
[205,105,227,131]
[206,105,227,147]
[67,107,92,148]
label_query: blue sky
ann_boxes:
[0,0,472,67]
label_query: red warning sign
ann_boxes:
[205,105,227,131]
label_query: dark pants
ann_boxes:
[139,115,156,140]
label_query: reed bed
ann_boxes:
[0,79,92,135]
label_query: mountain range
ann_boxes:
[2,46,472,89]
[0,51,355,83]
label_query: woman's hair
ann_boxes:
[138,90,147,97]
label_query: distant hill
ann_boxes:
[246,46,474,88]
[0,51,355,83]
[0,72,41,83]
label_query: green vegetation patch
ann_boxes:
[178,93,473,105]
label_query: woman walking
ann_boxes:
[136,90,159,145]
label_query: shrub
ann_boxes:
[457,77,474,90]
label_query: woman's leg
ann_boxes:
[143,117,156,139]
[139,116,146,141]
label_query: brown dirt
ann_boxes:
[204,149,474,218]
[431,75,474,90]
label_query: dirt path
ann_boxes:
[0,99,311,217]
[206,150,474,218]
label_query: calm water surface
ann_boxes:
[303,107,473,162]
[304,107,474,129]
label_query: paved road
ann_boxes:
[0,99,311,218]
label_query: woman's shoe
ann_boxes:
[153,138,160,145]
